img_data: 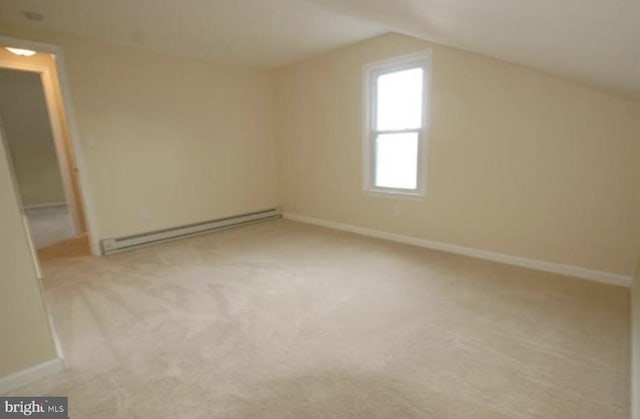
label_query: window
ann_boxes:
[364,51,430,197]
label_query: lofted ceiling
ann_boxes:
[0,0,638,98]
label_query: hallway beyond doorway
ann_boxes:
[25,205,73,248]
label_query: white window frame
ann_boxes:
[362,50,431,199]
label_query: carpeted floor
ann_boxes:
[7,220,630,418]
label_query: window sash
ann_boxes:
[370,64,425,133]
[370,129,422,191]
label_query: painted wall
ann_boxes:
[634,133,640,418]
[0,68,66,207]
[274,33,640,277]
[0,22,278,241]
[0,126,58,377]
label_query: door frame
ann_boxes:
[0,36,100,255]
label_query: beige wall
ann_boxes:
[635,132,640,418]
[0,68,66,207]
[1,22,278,240]
[0,126,58,377]
[274,33,640,276]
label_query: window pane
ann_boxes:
[374,132,418,190]
[376,68,423,131]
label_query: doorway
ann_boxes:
[0,68,77,248]
[0,39,96,258]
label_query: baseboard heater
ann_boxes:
[100,208,280,255]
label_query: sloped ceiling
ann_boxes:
[0,0,638,98]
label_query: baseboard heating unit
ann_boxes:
[100,208,281,255]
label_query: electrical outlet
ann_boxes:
[138,209,150,220]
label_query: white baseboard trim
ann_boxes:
[282,212,632,288]
[23,202,67,210]
[0,358,64,394]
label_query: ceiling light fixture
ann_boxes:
[5,47,37,57]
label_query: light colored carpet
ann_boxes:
[6,220,629,418]
[25,205,74,248]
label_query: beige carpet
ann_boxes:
[6,220,629,418]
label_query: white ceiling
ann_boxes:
[0,0,638,98]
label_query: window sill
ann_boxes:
[363,189,425,201]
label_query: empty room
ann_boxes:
[0,1,638,418]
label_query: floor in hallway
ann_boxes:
[25,205,74,248]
